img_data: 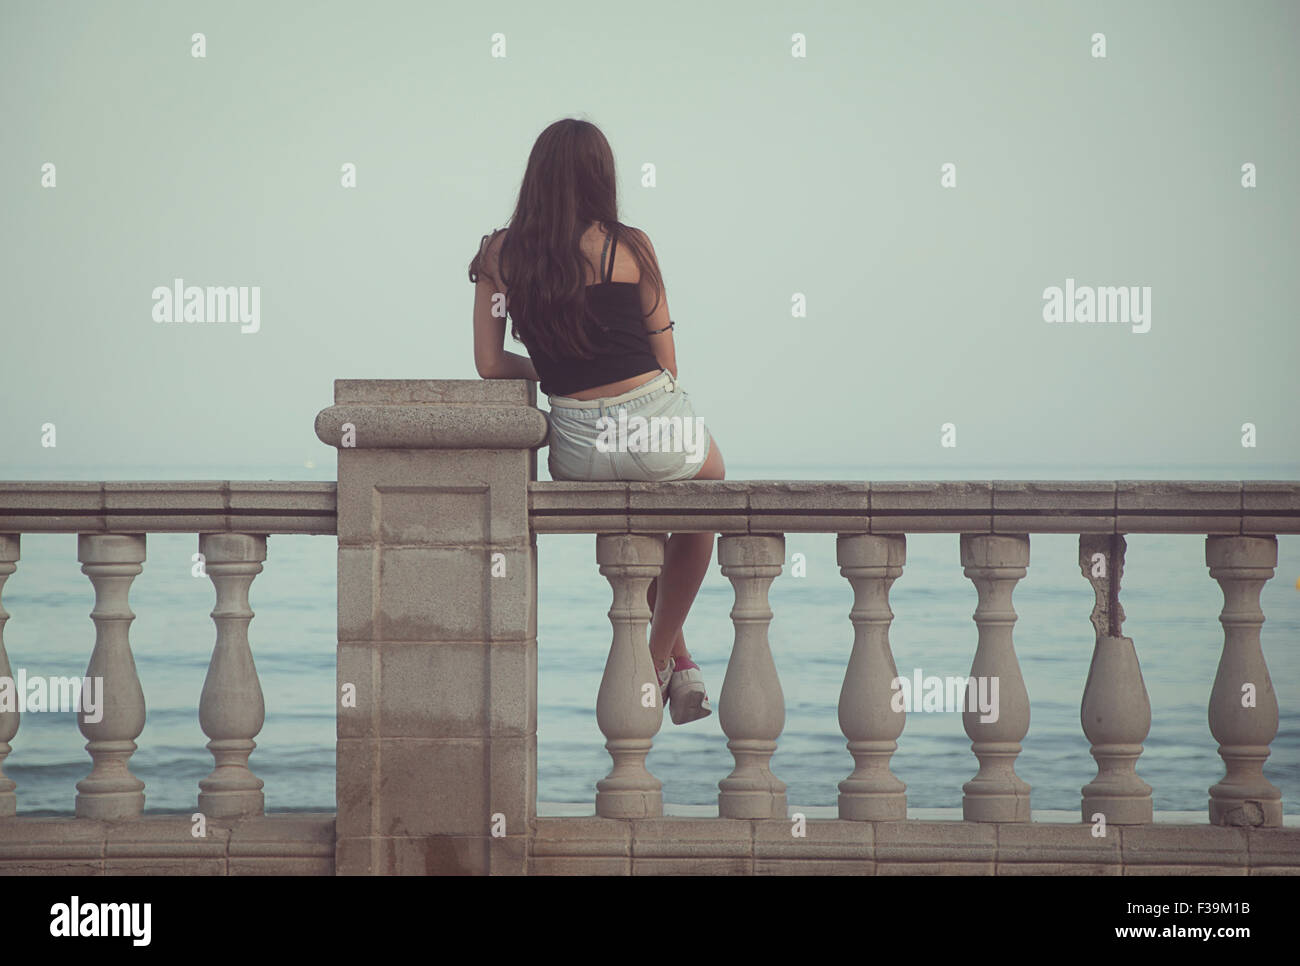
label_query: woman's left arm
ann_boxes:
[472,236,538,381]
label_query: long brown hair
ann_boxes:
[468,118,664,359]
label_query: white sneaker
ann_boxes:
[656,656,675,706]
[667,658,712,724]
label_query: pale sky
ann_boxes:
[2,0,1297,476]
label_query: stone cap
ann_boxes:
[315,379,548,451]
[0,481,337,534]
[529,480,1300,535]
[332,379,536,406]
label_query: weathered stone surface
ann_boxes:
[0,481,103,509]
[754,818,873,860]
[756,858,873,875]
[870,481,992,533]
[749,481,870,533]
[376,641,486,737]
[628,480,749,533]
[1117,481,1242,533]
[316,404,548,451]
[1246,827,1300,868]
[376,739,489,837]
[996,822,1121,868]
[875,820,998,866]
[104,818,229,857]
[335,738,380,838]
[1120,825,1249,868]
[634,857,752,875]
[337,450,530,546]
[105,857,227,875]
[524,480,1300,534]
[0,859,104,875]
[488,735,536,837]
[229,856,334,875]
[0,818,107,860]
[532,816,632,857]
[531,481,630,533]
[335,379,537,406]
[630,818,753,858]
[0,815,334,874]
[0,815,1293,874]
[1243,481,1300,534]
[531,855,631,875]
[994,480,1115,533]
[0,481,337,534]
[337,547,377,642]
[374,547,529,642]
[227,814,335,857]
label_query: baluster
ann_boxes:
[1206,535,1282,827]
[0,534,19,817]
[197,533,267,817]
[836,533,907,820]
[76,533,146,819]
[960,533,1031,822]
[594,533,665,818]
[717,534,786,819]
[1078,534,1152,824]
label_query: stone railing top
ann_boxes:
[332,379,537,406]
[0,481,337,534]
[2,478,1296,535]
[529,480,1300,534]
[316,379,548,451]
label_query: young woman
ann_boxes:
[469,117,723,725]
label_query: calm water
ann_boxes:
[1,462,1297,817]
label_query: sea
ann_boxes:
[1,461,1297,820]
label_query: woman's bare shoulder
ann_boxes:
[623,225,660,262]
[475,228,508,283]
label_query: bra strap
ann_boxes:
[598,232,611,284]
[604,233,618,283]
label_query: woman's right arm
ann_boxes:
[472,230,538,381]
[634,229,677,379]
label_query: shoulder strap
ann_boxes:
[604,233,618,283]
[597,232,611,284]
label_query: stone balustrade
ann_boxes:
[0,379,1296,874]
[0,485,336,873]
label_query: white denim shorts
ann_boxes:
[546,369,713,482]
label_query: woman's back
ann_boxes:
[513,223,661,398]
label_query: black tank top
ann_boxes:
[520,231,661,397]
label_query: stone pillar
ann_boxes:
[595,533,665,818]
[0,535,18,817]
[1078,534,1152,825]
[959,533,1031,823]
[76,533,147,820]
[717,534,787,819]
[197,533,267,818]
[1206,535,1282,827]
[836,533,907,821]
[316,380,547,875]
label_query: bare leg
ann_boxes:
[648,534,714,669]
[647,439,726,670]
